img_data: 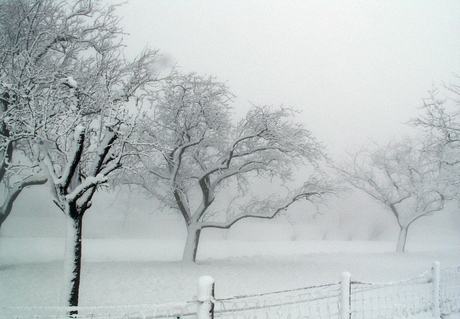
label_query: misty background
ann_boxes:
[2,0,460,247]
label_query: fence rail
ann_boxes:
[2,262,460,319]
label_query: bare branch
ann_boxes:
[0,174,47,228]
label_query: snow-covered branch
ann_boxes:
[89,126,118,176]
[60,126,86,189]
[0,174,47,228]
[65,174,107,203]
[201,185,332,230]
[169,137,204,185]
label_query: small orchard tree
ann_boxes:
[37,124,124,309]
[337,139,445,252]
[0,0,159,310]
[125,71,333,262]
[412,80,460,201]
[0,0,54,228]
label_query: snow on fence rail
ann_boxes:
[2,262,459,319]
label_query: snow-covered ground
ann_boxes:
[1,189,459,318]
[1,238,459,318]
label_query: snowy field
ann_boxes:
[1,238,459,318]
[1,190,459,318]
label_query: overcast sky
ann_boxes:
[114,0,460,158]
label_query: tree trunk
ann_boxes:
[61,213,83,314]
[396,225,408,252]
[0,209,8,230]
[182,225,202,262]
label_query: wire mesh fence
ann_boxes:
[350,272,433,318]
[2,262,459,319]
[0,302,197,319]
[214,283,341,319]
[440,265,460,315]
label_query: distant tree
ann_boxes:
[412,79,460,202]
[0,0,159,311]
[337,139,445,252]
[125,71,334,262]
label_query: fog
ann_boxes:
[3,0,460,246]
[113,0,460,156]
[3,183,459,252]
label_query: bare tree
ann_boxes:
[126,71,333,262]
[412,80,460,201]
[0,0,58,228]
[37,124,123,310]
[337,139,445,252]
[0,0,159,311]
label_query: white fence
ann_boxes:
[2,262,460,319]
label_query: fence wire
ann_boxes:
[0,302,197,319]
[214,283,341,319]
[350,272,432,319]
[2,264,459,319]
[440,265,460,316]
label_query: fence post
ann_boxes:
[197,276,215,319]
[340,272,351,319]
[432,261,441,318]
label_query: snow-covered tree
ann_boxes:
[0,0,56,228]
[412,80,460,202]
[0,0,159,311]
[337,139,445,252]
[125,71,333,262]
